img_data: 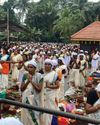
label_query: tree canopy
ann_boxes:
[0,0,100,42]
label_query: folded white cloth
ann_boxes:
[64,86,75,96]
[0,117,23,125]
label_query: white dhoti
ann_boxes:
[79,70,87,87]
[91,54,99,72]
[91,59,99,72]
[0,74,8,89]
[21,95,36,125]
[43,71,58,125]
[43,90,58,125]
[21,72,43,125]
[11,54,23,81]
[12,66,19,81]
[69,69,80,87]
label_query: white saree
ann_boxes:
[12,54,23,81]
[0,54,9,89]
[21,73,43,125]
[42,70,58,125]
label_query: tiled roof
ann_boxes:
[71,21,100,41]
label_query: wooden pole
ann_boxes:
[0,99,100,124]
[7,8,10,46]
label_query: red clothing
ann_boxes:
[58,116,69,125]
[1,63,10,74]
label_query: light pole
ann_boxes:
[7,8,9,46]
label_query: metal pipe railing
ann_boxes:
[0,98,100,124]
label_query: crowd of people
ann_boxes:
[0,42,100,125]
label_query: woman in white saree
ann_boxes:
[43,59,60,125]
[11,49,23,82]
[21,60,43,125]
[0,48,10,89]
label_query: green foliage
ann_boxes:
[0,0,100,42]
[25,0,58,42]
[15,0,30,23]
[0,6,6,20]
[0,32,6,41]
[3,0,19,23]
[53,6,85,40]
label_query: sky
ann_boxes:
[88,0,99,2]
[0,0,41,5]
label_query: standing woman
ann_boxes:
[43,59,60,125]
[21,60,43,125]
[79,54,87,88]
[0,48,10,89]
[11,48,23,82]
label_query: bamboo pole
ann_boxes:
[0,99,100,124]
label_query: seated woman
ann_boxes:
[86,80,100,125]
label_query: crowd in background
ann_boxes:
[0,42,100,125]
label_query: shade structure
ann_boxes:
[71,21,100,51]
[0,20,28,32]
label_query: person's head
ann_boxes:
[80,50,84,53]
[14,49,18,55]
[58,58,64,66]
[28,53,33,60]
[17,61,24,70]
[73,55,77,60]
[52,59,58,70]
[22,54,28,62]
[32,50,35,55]
[85,51,88,55]
[79,55,84,60]
[1,48,8,55]
[44,59,52,72]
[47,51,51,57]
[92,79,99,88]
[27,60,37,75]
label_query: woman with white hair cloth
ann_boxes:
[21,60,43,125]
[42,59,60,125]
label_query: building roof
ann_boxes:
[71,21,100,41]
[0,20,28,32]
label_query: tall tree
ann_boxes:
[0,6,6,20]
[53,5,85,41]
[15,0,30,23]
[3,0,18,23]
[25,0,58,42]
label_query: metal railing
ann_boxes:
[0,98,100,124]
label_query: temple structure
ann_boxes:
[71,21,100,52]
